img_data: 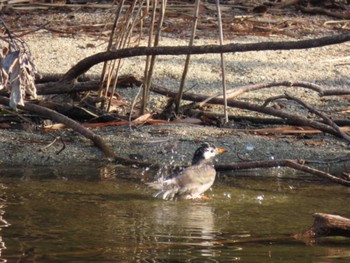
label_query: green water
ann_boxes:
[0,165,349,262]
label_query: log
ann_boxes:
[61,33,350,82]
[300,213,350,239]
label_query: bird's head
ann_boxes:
[192,142,225,165]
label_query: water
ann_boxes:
[0,165,350,262]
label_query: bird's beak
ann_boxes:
[216,148,226,154]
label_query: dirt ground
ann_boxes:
[0,5,349,168]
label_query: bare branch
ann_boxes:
[150,83,342,138]
[284,93,350,142]
[0,95,117,160]
[61,33,350,82]
[216,159,350,187]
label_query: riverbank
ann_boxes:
[0,8,349,168]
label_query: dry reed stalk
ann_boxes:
[175,0,201,114]
[98,0,145,112]
[142,0,158,114]
[216,0,228,123]
[141,0,167,114]
[98,0,125,100]
[106,1,143,112]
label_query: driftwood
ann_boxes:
[219,213,350,247]
[299,213,350,239]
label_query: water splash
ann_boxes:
[256,194,264,204]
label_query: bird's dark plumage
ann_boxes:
[147,143,225,200]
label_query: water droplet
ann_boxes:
[245,145,255,151]
[223,192,232,199]
[256,194,264,204]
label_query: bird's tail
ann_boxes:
[146,178,179,200]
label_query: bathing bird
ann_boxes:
[147,142,225,200]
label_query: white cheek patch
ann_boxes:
[203,148,216,159]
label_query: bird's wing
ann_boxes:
[172,164,216,195]
[146,164,216,200]
[176,164,216,186]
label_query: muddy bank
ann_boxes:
[0,123,348,170]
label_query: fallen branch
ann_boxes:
[32,75,350,97]
[145,156,350,187]
[61,33,350,82]
[248,125,350,135]
[200,80,325,106]
[33,77,350,139]
[299,6,350,20]
[216,159,350,187]
[35,80,100,95]
[299,213,350,239]
[149,83,344,138]
[0,95,165,166]
[284,93,350,142]
[0,95,117,160]
[191,109,350,127]
[262,93,350,142]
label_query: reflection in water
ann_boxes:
[153,202,215,242]
[0,184,9,263]
[0,209,6,263]
[125,201,223,262]
[153,202,217,253]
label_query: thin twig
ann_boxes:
[129,84,143,131]
[200,81,324,106]
[284,92,350,142]
[262,94,289,107]
[39,136,60,152]
[35,75,350,98]
[56,136,66,155]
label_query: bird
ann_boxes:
[146,142,225,200]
